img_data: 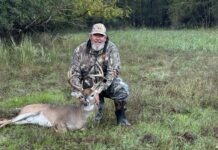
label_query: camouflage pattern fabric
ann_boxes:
[99,77,129,102]
[69,40,129,102]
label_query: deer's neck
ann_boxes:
[80,104,95,119]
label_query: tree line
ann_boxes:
[118,0,217,28]
[0,0,217,41]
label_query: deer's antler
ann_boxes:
[68,62,105,92]
[90,62,106,91]
[67,70,83,92]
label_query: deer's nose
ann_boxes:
[84,103,88,107]
[83,98,89,106]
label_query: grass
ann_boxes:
[0,28,218,149]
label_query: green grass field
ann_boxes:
[0,28,217,150]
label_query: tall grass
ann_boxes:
[0,40,9,66]
[0,37,58,67]
[0,29,217,67]
[0,28,217,149]
[111,28,218,53]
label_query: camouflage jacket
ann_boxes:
[69,39,121,94]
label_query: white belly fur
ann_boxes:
[12,112,52,127]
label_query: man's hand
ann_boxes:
[93,91,100,105]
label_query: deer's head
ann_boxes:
[79,88,97,107]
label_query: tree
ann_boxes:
[116,0,170,27]
[0,0,128,41]
[168,0,218,28]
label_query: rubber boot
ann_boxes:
[114,101,131,126]
[95,96,104,123]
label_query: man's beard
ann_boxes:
[91,42,105,51]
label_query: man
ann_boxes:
[68,23,131,126]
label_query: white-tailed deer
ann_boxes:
[0,63,105,132]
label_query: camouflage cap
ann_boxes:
[90,23,106,36]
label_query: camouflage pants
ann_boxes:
[95,77,129,122]
[99,77,129,102]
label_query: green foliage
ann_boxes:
[1,0,218,42]
[73,0,125,19]
[0,0,127,39]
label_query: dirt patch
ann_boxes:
[175,132,197,143]
[141,133,158,143]
[82,136,101,144]
[166,90,183,98]
[200,97,218,110]
[169,107,191,114]
[150,80,168,88]
[213,126,218,138]
[201,127,210,137]
[201,126,218,139]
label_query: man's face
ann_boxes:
[90,34,107,51]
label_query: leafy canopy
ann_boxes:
[0,0,128,38]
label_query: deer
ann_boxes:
[0,63,105,132]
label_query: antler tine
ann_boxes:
[96,62,104,78]
[91,62,106,91]
[87,62,106,80]
[71,83,84,92]
[67,71,83,92]
[88,74,106,79]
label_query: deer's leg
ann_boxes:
[54,122,68,133]
[0,113,40,128]
[80,127,87,131]
[12,112,41,124]
[10,112,52,127]
[0,119,13,128]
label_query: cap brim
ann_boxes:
[90,32,106,36]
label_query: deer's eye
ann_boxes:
[79,95,84,99]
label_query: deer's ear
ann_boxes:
[91,87,95,91]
